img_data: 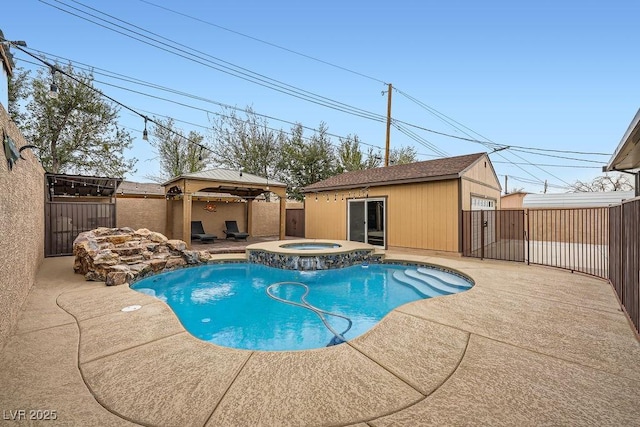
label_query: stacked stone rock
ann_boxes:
[73,227,213,286]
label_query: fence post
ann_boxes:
[525,209,530,265]
[480,210,485,260]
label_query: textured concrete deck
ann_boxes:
[1,252,639,426]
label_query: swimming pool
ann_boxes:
[131,262,472,351]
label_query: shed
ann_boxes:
[303,152,501,253]
[501,191,528,209]
[162,169,287,246]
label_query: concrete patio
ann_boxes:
[1,251,639,426]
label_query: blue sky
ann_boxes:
[3,0,638,192]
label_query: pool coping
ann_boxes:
[246,238,375,255]
[2,250,639,426]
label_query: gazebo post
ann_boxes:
[279,192,286,240]
[246,198,253,237]
[182,193,192,247]
[165,198,173,239]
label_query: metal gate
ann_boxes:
[462,210,525,262]
[45,202,116,256]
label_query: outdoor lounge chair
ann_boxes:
[224,220,250,240]
[191,221,217,243]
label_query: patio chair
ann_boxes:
[224,220,250,240]
[191,221,217,243]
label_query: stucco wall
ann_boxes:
[0,105,45,350]
[116,197,166,234]
[115,196,282,241]
[251,201,280,237]
[191,200,247,239]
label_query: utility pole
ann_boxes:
[384,83,392,167]
[504,175,508,194]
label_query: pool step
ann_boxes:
[405,270,463,295]
[416,268,472,289]
[392,271,449,298]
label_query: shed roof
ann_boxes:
[162,169,286,188]
[522,191,636,208]
[303,152,487,192]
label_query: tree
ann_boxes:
[147,117,210,182]
[569,173,634,192]
[210,107,285,182]
[18,63,136,176]
[389,145,418,165]
[279,123,338,200]
[7,65,29,126]
[337,134,381,172]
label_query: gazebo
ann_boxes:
[162,169,288,247]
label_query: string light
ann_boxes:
[48,66,58,99]
[142,117,149,141]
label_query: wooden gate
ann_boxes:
[285,208,305,237]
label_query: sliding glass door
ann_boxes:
[348,198,385,246]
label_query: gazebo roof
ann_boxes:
[162,169,286,188]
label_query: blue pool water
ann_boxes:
[131,263,472,351]
[280,242,342,250]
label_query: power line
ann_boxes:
[392,87,583,186]
[137,0,612,160]
[16,50,389,153]
[507,148,606,164]
[500,174,570,190]
[14,48,397,163]
[136,0,388,86]
[16,45,592,187]
[393,117,610,156]
[40,0,387,124]
[391,121,449,157]
[493,161,603,169]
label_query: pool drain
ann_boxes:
[266,282,352,347]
